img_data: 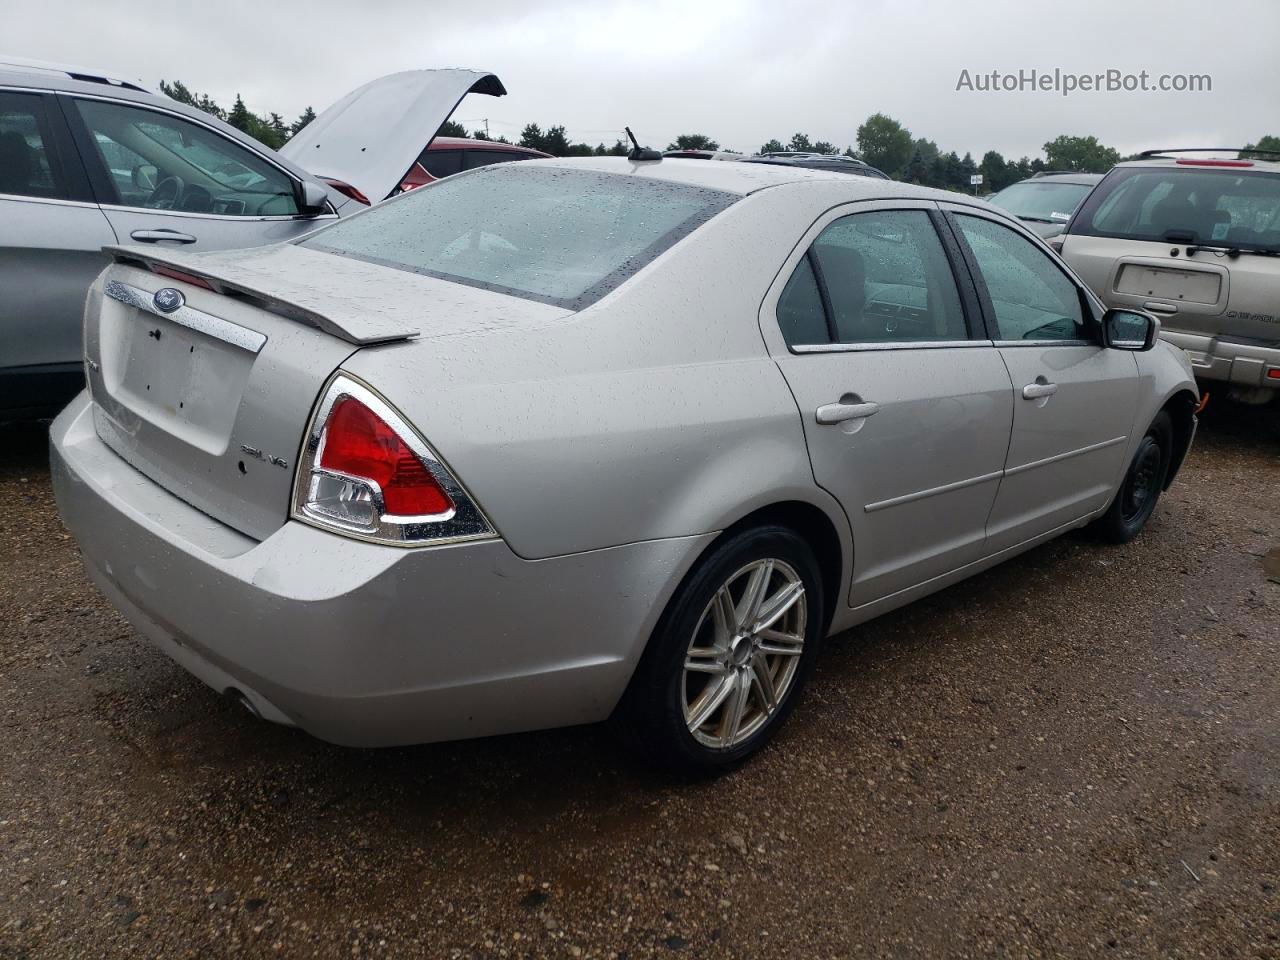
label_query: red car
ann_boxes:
[321,137,551,205]
[399,137,551,191]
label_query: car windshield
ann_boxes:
[301,166,738,309]
[987,181,1093,222]
[1075,167,1280,251]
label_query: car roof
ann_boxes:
[1113,155,1280,173]
[520,155,985,205]
[428,137,549,155]
[1016,173,1105,185]
[0,56,149,91]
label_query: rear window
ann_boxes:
[1072,166,1280,252]
[301,165,737,309]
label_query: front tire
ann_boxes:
[1095,411,1172,544]
[620,525,825,775]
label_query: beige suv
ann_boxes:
[1057,149,1280,403]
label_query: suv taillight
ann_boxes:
[292,374,495,546]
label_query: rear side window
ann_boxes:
[955,214,1086,342]
[301,166,737,309]
[463,150,527,170]
[776,209,968,347]
[1074,166,1280,252]
[421,149,463,178]
[0,91,67,199]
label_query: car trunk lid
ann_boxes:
[86,242,562,542]
[278,69,506,205]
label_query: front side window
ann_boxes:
[776,209,968,347]
[301,165,736,309]
[1076,166,1280,252]
[72,98,299,216]
[955,214,1087,342]
[0,91,66,199]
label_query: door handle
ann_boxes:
[1021,380,1059,400]
[130,229,197,244]
[816,400,880,424]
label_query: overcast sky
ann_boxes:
[6,0,1278,159]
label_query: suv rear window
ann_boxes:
[1073,166,1280,252]
[301,166,737,309]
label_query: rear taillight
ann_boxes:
[292,374,494,546]
[318,177,371,206]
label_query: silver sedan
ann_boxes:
[51,156,1198,772]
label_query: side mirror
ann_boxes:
[131,163,158,191]
[1102,308,1159,351]
[298,180,331,216]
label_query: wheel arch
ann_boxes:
[1159,388,1198,490]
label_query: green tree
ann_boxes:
[1042,135,1121,173]
[290,106,316,136]
[159,79,225,120]
[979,150,1011,191]
[904,149,930,185]
[759,138,785,154]
[267,113,288,145]
[226,94,254,134]
[857,113,914,179]
[788,132,813,152]
[1241,135,1280,159]
[667,133,719,151]
[438,120,468,138]
[912,137,940,167]
[810,140,836,155]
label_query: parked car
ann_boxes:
[661,149,744,161]
[0,57,505,419]
[1057,148,1280,403]
[986,171,1104,238]
[740,155,889,179]
[397,137,551,194]
[51,157,1198,773]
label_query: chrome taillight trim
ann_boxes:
[291,373,497,547]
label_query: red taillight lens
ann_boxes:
[152,265,213,290]
[319,395,452,516]
[1175,158,1253,167]
[318,177,371,206]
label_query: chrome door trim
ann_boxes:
[0,191,99,210]
[994,339,1094,348]
[1003,435,1126,477]
[97,202,338,224]
[864,470,1003,513]
[792,339,994,354]
[104,279,266,353]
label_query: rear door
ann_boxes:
[760,200,1014,608]
[61,94,332,254]
[0,88,115,391]
[945,205,1139,552]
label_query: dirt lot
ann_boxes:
[1,401,1277,959]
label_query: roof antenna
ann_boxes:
[625,126,662,162]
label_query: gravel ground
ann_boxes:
[1,401,1277,960]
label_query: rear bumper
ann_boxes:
[51,393,710,747]
[1161,329,1280,389]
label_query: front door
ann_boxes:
[946,207,1140,552]
[762,202,1014,607]
[60,94,329,255]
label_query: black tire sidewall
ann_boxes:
[1102,411,1173,542]
[625,525,825,774]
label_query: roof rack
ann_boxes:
[0,55,149,92]
[1139,147,1280,160]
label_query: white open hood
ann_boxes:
[280,68,506,204]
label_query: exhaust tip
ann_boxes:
[225,688,262,720]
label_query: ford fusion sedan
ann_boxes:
[0,57,506,419]
[51,157,1198,773]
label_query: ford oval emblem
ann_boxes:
[153,288,184,313]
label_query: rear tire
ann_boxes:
[1095,411,1172,544]
[619,525,825,776]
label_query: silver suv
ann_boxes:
[0,57,504,419]
[1058,149,1280,403]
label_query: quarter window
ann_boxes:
[955,214,1087,342]
[776,209,968,347]
[72,98,300,216]
[0,92,66,199]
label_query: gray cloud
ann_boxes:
[7,0,1277,159]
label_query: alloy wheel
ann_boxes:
[681,558,807,748]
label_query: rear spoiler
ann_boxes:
[105,244,420,346]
